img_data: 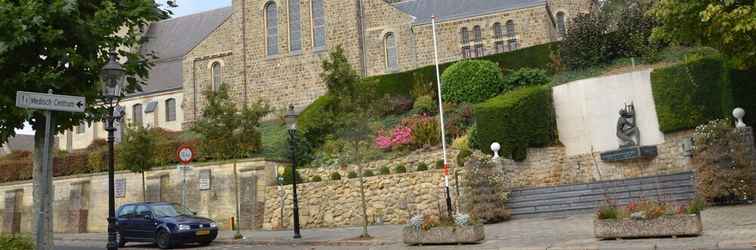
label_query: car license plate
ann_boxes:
[196,229,210,236]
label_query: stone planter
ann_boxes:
[403,225,485,245]
[594,214,703,239]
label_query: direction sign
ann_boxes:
[16,91,85,113]
[177,145,194,165]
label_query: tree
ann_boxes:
[650,0,756,68]
[117,125,157,201]
[335,112,373,239]
[0,1,169,246]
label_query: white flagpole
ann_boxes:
[432,15,453,218]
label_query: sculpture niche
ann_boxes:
[600,102,658,162]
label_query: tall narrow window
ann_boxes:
[132,104,143,127]
[493,22,505,53]
[165,98,177,122]
[265,2,279,56]
[76,121,86,134]
[506,20,518,51]
[473,25,484,57]
[460,27,471,59]
[556,12,567,37]
[384,32,398,71]
[311,0,326,49]
[211,62,222,91]
[288,0,302,52]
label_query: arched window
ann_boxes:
[384,32,398,71]
[211,62,222,91]
[165,98,177,122]
[311,0,326,49]
[289,0,302,52]
[132,104,143,127]
[473,25,484,57]
[505,20,518,51]
[460,27,471,58]
[265,2,279,55]
[493,22,506,53]
[556,12,567,37]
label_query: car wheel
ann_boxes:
[156,229,173,249]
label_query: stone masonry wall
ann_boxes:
[263,170,451,229]
[0,159,274,233]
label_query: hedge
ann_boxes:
[473,85,557,161]
[441,60,505,103]
[297,94,338,146]
[652,56,756,133]
[361,43,558,98]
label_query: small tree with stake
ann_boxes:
[117,125,157,201]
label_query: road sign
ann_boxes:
[176,145,194,165]
[15,91,85,113]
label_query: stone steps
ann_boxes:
[507,171,696,218]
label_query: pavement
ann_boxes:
[55,204,756,250]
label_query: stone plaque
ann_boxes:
[600,145,658,161]
[115,179,126,198]
[199,170,211,191]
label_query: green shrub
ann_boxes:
[441,60,505,103]
[297,95,338,146]
[379,166,391,175]
[281,165,304,185]
[651,56,729,132]
[347,171,358,179]
[412,95,436,115]
[687,197,706,214]
[473,86,557,161]
[729,67,756,127]
[394,165,407,173]
[402,115,440,147]
[363,170,375,177]
[330,172,342,180]
[456,149,472,167]
[0,234,33,250]
[502,67,551,91]
[310,176,322,182]
[435,159,445,169]
[416,163,428,171]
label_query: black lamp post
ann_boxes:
[100,51,125,250]
[284,104,302,239]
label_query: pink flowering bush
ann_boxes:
[375,126,412,150]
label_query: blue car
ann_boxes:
[116,202,218,249]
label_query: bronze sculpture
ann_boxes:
[617,103,640,148]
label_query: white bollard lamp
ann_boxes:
[491,142,501,159]
[733,107,746,128]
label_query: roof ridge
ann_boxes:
[157,6,232,24]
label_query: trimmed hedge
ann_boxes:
[361,43,558,98]
[652,56,756,133]
[297,94,338,146]
[441,60,505,103]
[473,85,557,161]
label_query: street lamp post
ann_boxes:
[284,105,302,239]
[101,51,125,250]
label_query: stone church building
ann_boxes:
[182,0,595,126]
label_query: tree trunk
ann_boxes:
[32,113,54,250]
[356,143,370,238]
[142,171,146,202]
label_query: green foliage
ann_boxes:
[435,159,445,169]
[441,60,505,103]
[406,115,441,147]
[118,125,157,174]
[0,0,169,144]
[412,95,436,115]
[347,171,358,179]
[729,67,756,127]
[650,0,756,68]
[363,170,375,177]
[86,140,109,173]
[394,165,407,173]
[310,176,322,182]
[283,131,314,166]
[297,95,338,146]
[692,119,753,203]
[379,166,390,175]
[0,234,33,250]
[321,46,361,105]
[281,165,304,185]
[473,86,557,161]
[651,56,729,132]
[191,85,270,161]
[416,163,428,171]
[559,13,609,69]
[596,202,619,220]
[456,149,472,167]
[443,102,475,138]
[502,68,551,91]
[330,172,342,180]
[687,197,706,214]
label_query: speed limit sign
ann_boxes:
[177,145,195,165]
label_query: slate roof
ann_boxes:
[393,0,546,25]
[133,6,233,96]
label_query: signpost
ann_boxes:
[16,90,85,250]
[176,145,194,206]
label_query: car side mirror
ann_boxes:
[143,211,153,220]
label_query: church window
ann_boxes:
[165,98,176,122]
[76,121,86,134]
[288,0,302,52]
[265,2,279,56]
[384,32,398,71]
[311,0,326,49]
[211,62,222,91]
[473,25,484,57]
[556,12,567,37]
[494,22,506,53]
[460,27,471,59]
[132,104,143,127]
[506,20,518,51]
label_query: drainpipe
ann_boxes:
[355,0,368,76]
[241,0,249,106]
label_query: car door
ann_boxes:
[116,205,136,239]
[133,205,155,240]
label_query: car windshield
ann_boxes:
[151,204,194,217]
